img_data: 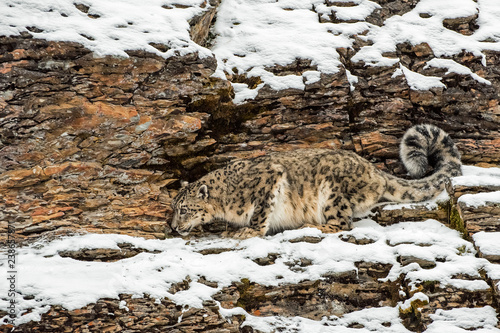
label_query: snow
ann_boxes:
[425,58,492,85]
[3,0,499,102]
[352,0,500,66]
[236,306,414,333]
[458,191,500,208]
[345,69,359,92]
[212,0,371,100]
[452,165,500,187]
[427,307,500,332]
[398,292,429,312]
[0,219,496,330]
[0,0,213,59]
[484,263,500,281]
[400,64,446,91]
[473,232,500,257]
[118,300,129,312]
[399,56,495,90]
[454,166,500,209]
[475,233,500,291]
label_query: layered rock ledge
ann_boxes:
[1,33,498,244]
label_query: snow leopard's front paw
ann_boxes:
[231,227,262,239]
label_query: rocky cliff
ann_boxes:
[1,0,500,332]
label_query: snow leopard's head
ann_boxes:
[171,182,214,236]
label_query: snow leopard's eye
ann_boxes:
[179,208,187,215]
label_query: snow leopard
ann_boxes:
[171,124,461,238]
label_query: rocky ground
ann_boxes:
[1,0,500,331]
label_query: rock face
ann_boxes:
[1,0,500,331]
[8,295,243,333]
[1,37,499,244]
[0,36,233,242]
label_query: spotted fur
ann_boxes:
[171,124,461,237]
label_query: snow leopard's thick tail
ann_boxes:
[382,124,462,203]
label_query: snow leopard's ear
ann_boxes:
[197,184,209,200]
[181,181,189,188]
